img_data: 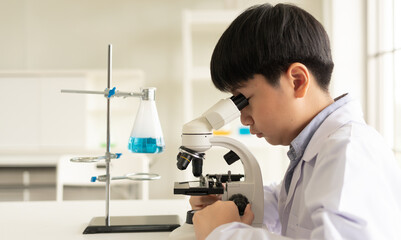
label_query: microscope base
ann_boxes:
[83,215,181,234]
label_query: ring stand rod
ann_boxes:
[105,44,112,227]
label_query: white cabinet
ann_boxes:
[0,73,86,149]
[0,165,56,201]
[0,70,144,152]
[1,77,41,148]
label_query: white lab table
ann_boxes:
[0,199,189,240]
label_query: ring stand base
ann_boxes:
[83,215,181,234]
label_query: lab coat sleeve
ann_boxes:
[206,182,291,240]
[263,182,282,234]
[206,222,294,240]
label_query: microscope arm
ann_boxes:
[209,136,264,227]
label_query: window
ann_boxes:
[368,0,401,165]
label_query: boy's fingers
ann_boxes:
[202,195,221,203]
[240,204,254,225]
[190,195,221,210]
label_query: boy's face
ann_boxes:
[233,74,301,146]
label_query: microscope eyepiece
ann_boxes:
[176,146,204,177]
[230,94,248,111]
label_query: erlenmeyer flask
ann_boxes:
[128,88,165,153]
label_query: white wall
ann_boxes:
[0,0,331,199]
[323,0,367,112]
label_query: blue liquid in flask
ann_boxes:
[128,137,165,153]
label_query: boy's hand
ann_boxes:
[189,195,221,210]
[193,200,254,240]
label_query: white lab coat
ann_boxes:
[207,98,401,240]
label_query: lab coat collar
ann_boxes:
[285,93,351,194]
[281,94,365,230]
[302,94,365,161]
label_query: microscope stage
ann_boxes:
[174,181,224,195]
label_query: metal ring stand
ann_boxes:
[61,44,179,234]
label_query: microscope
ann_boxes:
[170,94,264,239]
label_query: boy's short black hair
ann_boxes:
[210,3,334,92]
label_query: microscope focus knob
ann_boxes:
[229,194,249,216]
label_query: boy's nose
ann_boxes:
[240,109,253,126]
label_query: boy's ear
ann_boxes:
[286,63,310,98]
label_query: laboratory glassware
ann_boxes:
[128,88,165,154]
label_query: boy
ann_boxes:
[190,3,401,240]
